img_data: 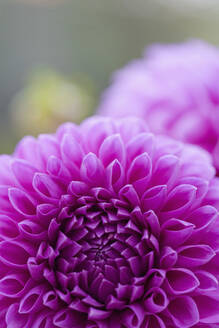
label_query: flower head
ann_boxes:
[1,116,219,327]
[98,40,219,173]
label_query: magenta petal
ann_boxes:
[161,184,197,219]
[80,152,105,186]
[8,188,36,215]
[0,273,27,297]
[116,116,148,143]
[53,309,83,327]
[160,218,194,247]
[160,246,178,269]
[88,308,111,320]
[144,315,166,328]
[19,284,46,313]
[128,152,152,194]
[61,133,84,167]
[195,295,219,323]
[144,287,169,313]
[47,155,71,180]
[168,296,199,328]
[177,244,215,267]
[196,270,218,292]
[152,154,179,188]
[6,304,29,328]
[142,185,167,211]
[99,134,126,167]
[0,240,33,268]
[106,159,125,192]
[14,136,43,169]
[0,215,19,239]
[126,132,155,163]
[165,268,200,295]
[11,159,37,190]
[33,173,63,200]
[38,134,60,161]
[119,184,140,207]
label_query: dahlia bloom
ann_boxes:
[1,116,219,327]
[98,40,219,173]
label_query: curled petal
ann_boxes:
[126,133,155,163]
[19,220,47,241]
[38,134,60,161]
[0,155,14,186]
[144,287,169,313]
[142,185,167,211]
[14,136,43,170]
[47,156,71,180]
[0,240,34,268]
[179,177,209,209]
[195,270,218,292]
[88,308,111,320]
[19,284,46,314]
[160,246,178,269]
[167,296,199,328]
[81,116,115,154]
[31,310,53,328]
[6,303,29,328]
[106,159,125,192]
[36,203,58,220]
[8,188,36,216]
[43,290,60,310]
[177,245,215,267]
[119,184,140,207]
[68,181,88,196]
[56,122,81,142]
[151,154,179,189]
[61,133,84,167]
[204,178,219,210]
[11,159,37,190]
[27,257,46,281]
[194,295,219,324]
[80,153,105,186]
[116,116,148,143]
[53,309,83,327]
[99,134,126,167]
[161,184,197,219]
[0,215,19,240]
[123,303,145,327]
[0,273,27,297]
[188,205,217,232]
[33,173,64,201]
[128,152,152,194]
[0,186,12,213]
[160,218,194,247]
[144,315,166,328]
[146,269,166,289]
[187,206,218,246]
[165,268,199,295]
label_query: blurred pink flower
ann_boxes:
[99,40,219,173]
[0,116,219,327]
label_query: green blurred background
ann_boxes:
[0,0,219,153]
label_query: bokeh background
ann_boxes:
[1,0,219,153]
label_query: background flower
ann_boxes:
[0,116,219,327]
[98,40,219,173]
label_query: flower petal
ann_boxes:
[167,296,199,328]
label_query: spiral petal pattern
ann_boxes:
[0,116,219,327]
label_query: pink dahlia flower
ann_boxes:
[1,116,219,327]
[98,40,219,173]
